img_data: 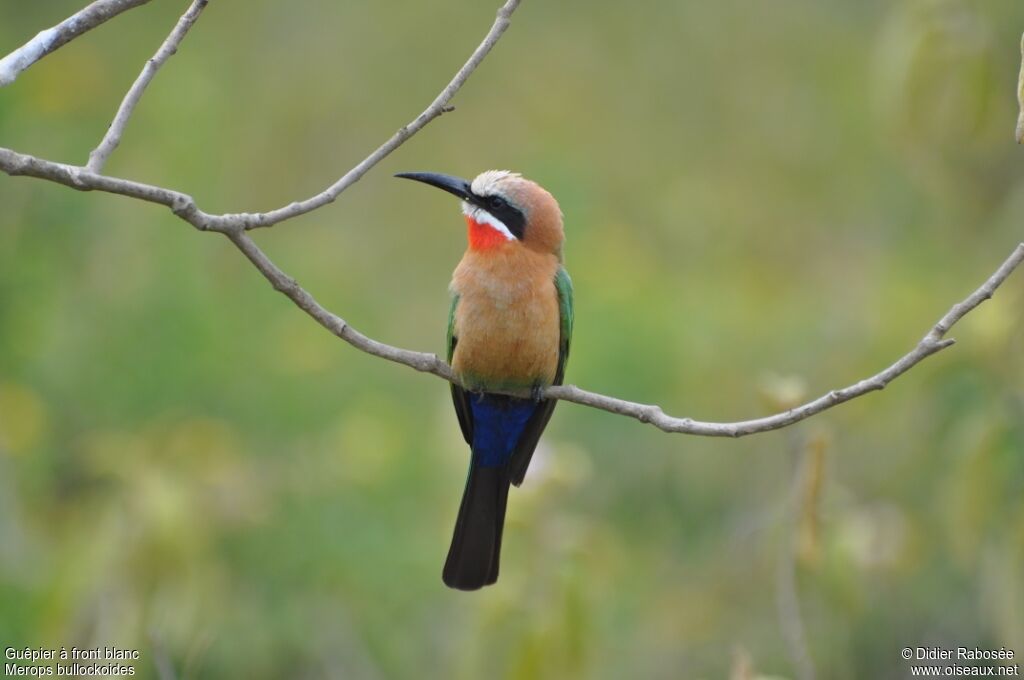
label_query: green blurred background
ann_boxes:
[2,0,1023,677]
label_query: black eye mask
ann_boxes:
[479,195,526,240]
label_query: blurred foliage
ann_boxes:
[1,0,1023,678]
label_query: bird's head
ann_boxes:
[395,170,564,258]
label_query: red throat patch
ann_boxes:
[465,215,509,251]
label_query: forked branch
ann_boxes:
[87,0,210,173]
[1,0,1022,439]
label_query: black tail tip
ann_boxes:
[443,463,509,591]
[443,556,500,591]
[442,569,495,592]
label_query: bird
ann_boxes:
[395,169,573,591]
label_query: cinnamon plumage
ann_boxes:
[396,170,573,591]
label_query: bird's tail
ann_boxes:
[442,460,511,591]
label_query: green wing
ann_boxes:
[508,266,573,486]
[554,266,574,378]
[448,294,475,445]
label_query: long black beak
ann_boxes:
[394,172,474,203]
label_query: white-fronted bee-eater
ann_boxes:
[396,170,573,591]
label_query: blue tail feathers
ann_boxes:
[443,395,538,590]
[469,395,538,466]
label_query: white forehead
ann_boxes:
[470,170,521,197]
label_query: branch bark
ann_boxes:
[1,1,1022,439]
[87,0,209,173]
[225,230,456,380]
[0,147,212,229]
[0,0,154,87]
[541,242,1024,437]
[1017,31,1024,144]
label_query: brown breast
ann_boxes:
[450,245,561,390]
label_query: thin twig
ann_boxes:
[2,0,521,234]
[232,0,522,231]
[0,0,154,87]
[226,230,455,379]
[543,242,1024,436]
[1017,31,1024,144]
[87,0,210,173]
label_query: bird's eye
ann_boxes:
[487,196,507,211]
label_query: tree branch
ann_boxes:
[225,230,456,380]
[0,0,155,87]
[230,0,522,232]
[1,1,1022,440]
[87,0,209,173]
[1017,31,1024,144]
[543,242,1024,436]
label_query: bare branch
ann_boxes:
[87,0,209,173]
[1,0,1022,440]
[2,0,522,235]
[543,243,1024,437]
[223,238,1022,438]
[0,0,154,87]
[0,151,451,377]
[232,0,523,231]
[225,230,456,380]
[1017,32,1024,143]
[0,147,214,230]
